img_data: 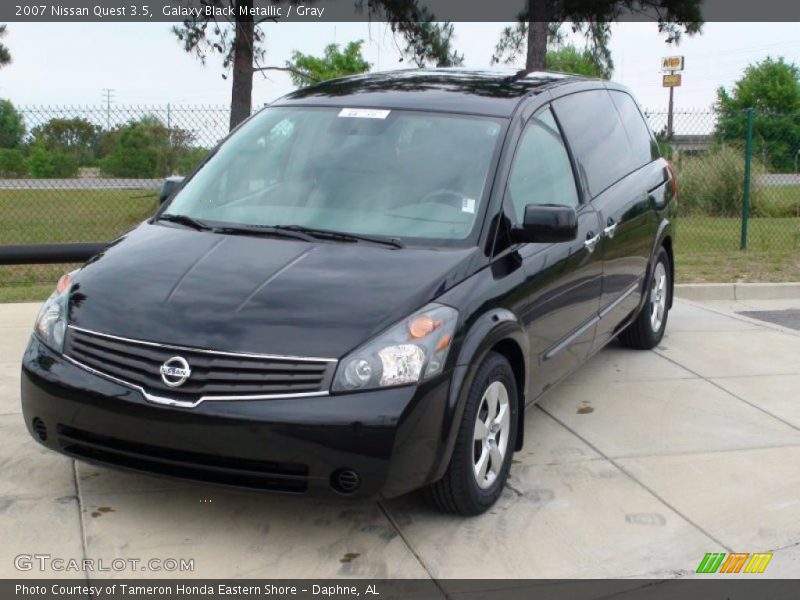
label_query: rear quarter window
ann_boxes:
[552,89,633,197]
[609,90,660,166]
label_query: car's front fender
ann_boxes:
[427,306,530,483]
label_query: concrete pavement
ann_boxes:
[1,298,799,579]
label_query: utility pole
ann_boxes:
[166,103,172,151]
[667,86,674,138]
[101,88,115,130]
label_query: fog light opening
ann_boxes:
[331,469,361,495]
[32,418,48,442]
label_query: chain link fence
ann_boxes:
[0,104,229,296]
[1,104,799,298]
[646,108,800,254]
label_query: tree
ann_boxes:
[717,57,800,114]
[492,21,614,77]
[173,0,462,130]
[285,40,371,88]
[31,118,99,166]
[0,25,11,69]
[715,57,800,173]
[545,42,608,77]
[0,99,25,149]
[387,20,463,68]
[492,0,702,73]
[0,148,26,177]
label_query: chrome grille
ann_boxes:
[64,326,336,405]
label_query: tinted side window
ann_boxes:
[609,90,659,166]
[506,108,579,222]
[553,90,631,197]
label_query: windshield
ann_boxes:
[163,106,505,245]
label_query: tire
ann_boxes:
[619,247,671,350]
[427,352,518,515]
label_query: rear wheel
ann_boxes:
[427,352,518,515]
[619,247,671,350]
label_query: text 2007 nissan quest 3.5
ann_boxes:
[21,69,676,515]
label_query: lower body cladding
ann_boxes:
[20,336,458,499]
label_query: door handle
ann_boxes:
[604,220,618,239]
[584,232,600,253]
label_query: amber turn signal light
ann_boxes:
[56,273,73,295]
[435,333,452,351]
[408,315,443,339]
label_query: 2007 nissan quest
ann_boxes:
[21,69,676,515]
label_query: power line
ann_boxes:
[101,88,114,130]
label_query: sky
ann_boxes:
[1,21,799,113]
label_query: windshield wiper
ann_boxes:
[211,224,317,243]
[276,225,404,249]
[157,215,315,242]
[155,217,403,248]
[156,213,214,231]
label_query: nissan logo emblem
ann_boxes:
[159,356,192,387]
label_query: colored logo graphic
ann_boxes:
[696,552,773,574]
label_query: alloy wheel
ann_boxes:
[650,262,668,332]
[472,380,511,489]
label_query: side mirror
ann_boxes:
[512,204,578,244]
[159,176,185,205]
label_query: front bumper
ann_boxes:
[20,336,458,499]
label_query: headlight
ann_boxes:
[34,272,73,353]
[332,303,458,392]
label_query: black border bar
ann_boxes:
[4,0,800,23]
[4,579,800,600]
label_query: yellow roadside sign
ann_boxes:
[663,74,682,87]
[662,56,685,71]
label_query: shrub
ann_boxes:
[751,185,800,218]
[655,135,675,161]
[174,147,208,175]
[99,126,158,178]
[0,148,26,177]
[27,145,79,178]
[99,115,200,178]
[674,145,765,217]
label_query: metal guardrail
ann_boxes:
[0,243,105,266]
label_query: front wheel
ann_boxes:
[619,247,671,350]
[426,352,518,515]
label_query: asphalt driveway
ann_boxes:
[1,297,799,579]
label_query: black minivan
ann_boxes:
[21,69,676,515]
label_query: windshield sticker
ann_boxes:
[461,198,476,214]
[338,108,391,119]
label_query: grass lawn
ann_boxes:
[1,187,157,302]
[677,216,800,283]
[0,283,56,303]
[680,216,800,253]
[1,189,799,301]
[0,188,158,245]
[675,251,800,283]
[755,184,800,218]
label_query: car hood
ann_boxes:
[67,223,480,358]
